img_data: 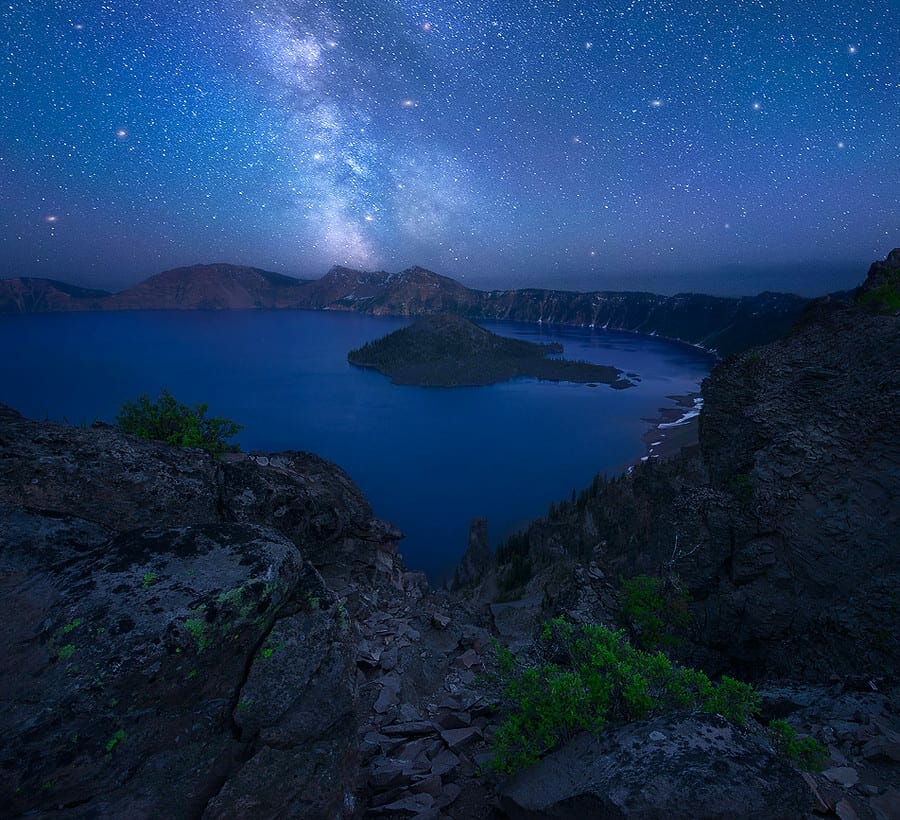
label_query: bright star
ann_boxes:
[401,99,418,108]
[837,141,845,149]
[422,22,433,32]
[752,101,761,111]
[45,215,58,223]
[585,42,593,49]
[116,128,128,139]
[650,99,662,108]
[848,45,857,54]
[364,214,374,222]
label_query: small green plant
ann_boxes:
[857,267,900,313]
[619,574,690,650]
[142,571,158,589]
[60,619,82,635]
[116,389,242,455]
[488,618,760,774]
[768,719,827,771]
[184,611,210,652]
[105,729,126,753]
[306,594,320,611]
[57,643,76,661]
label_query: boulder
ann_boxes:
[0,506,357,817]
[499,713,811,819]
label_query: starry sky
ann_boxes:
[2,1,897,295]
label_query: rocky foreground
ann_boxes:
[1,252,898,818]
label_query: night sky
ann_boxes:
[2,1,897,295]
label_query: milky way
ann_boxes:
[1,1,897,293]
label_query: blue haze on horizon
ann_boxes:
[1,0,897,296]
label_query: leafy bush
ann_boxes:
[768,719,827,771]
[116,389,242,455]
[620,574,690,650]
[488,617,760,774]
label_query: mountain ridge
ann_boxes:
[0,260,819,356]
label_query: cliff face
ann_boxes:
[491,255,900,682]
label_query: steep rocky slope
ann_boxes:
[487,252,900,684]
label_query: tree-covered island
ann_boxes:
[347,313,631,387]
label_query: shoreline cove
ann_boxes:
[639,393,703,464]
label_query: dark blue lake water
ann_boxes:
[0,311,713,580]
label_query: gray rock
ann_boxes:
[375,673,402,713]
[440,726,483,752]
[823,767,860,788]
[0,508,355,818]
[430,749,461,777]
[500,713,810,819]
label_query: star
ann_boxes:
[650,99,662,108]
[837,141,845,149]
[116,129,128,139]
[422,22,433,32]
[848,45,857,54]
[45,215,58,223]
[400,99,418,108]
[752,101,761,111]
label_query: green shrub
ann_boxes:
[620,574,690,650]
[768,719,827,771]
[116,389,242,455]
[488,617,760,774]
[857,267,900,313]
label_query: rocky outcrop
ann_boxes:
[0,507,357,817]
[0,404,404,817]
[499,714,809,819]
[453,518,494,590]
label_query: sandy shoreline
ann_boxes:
[639,393,702,463]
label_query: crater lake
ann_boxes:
[0,310,714,580]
